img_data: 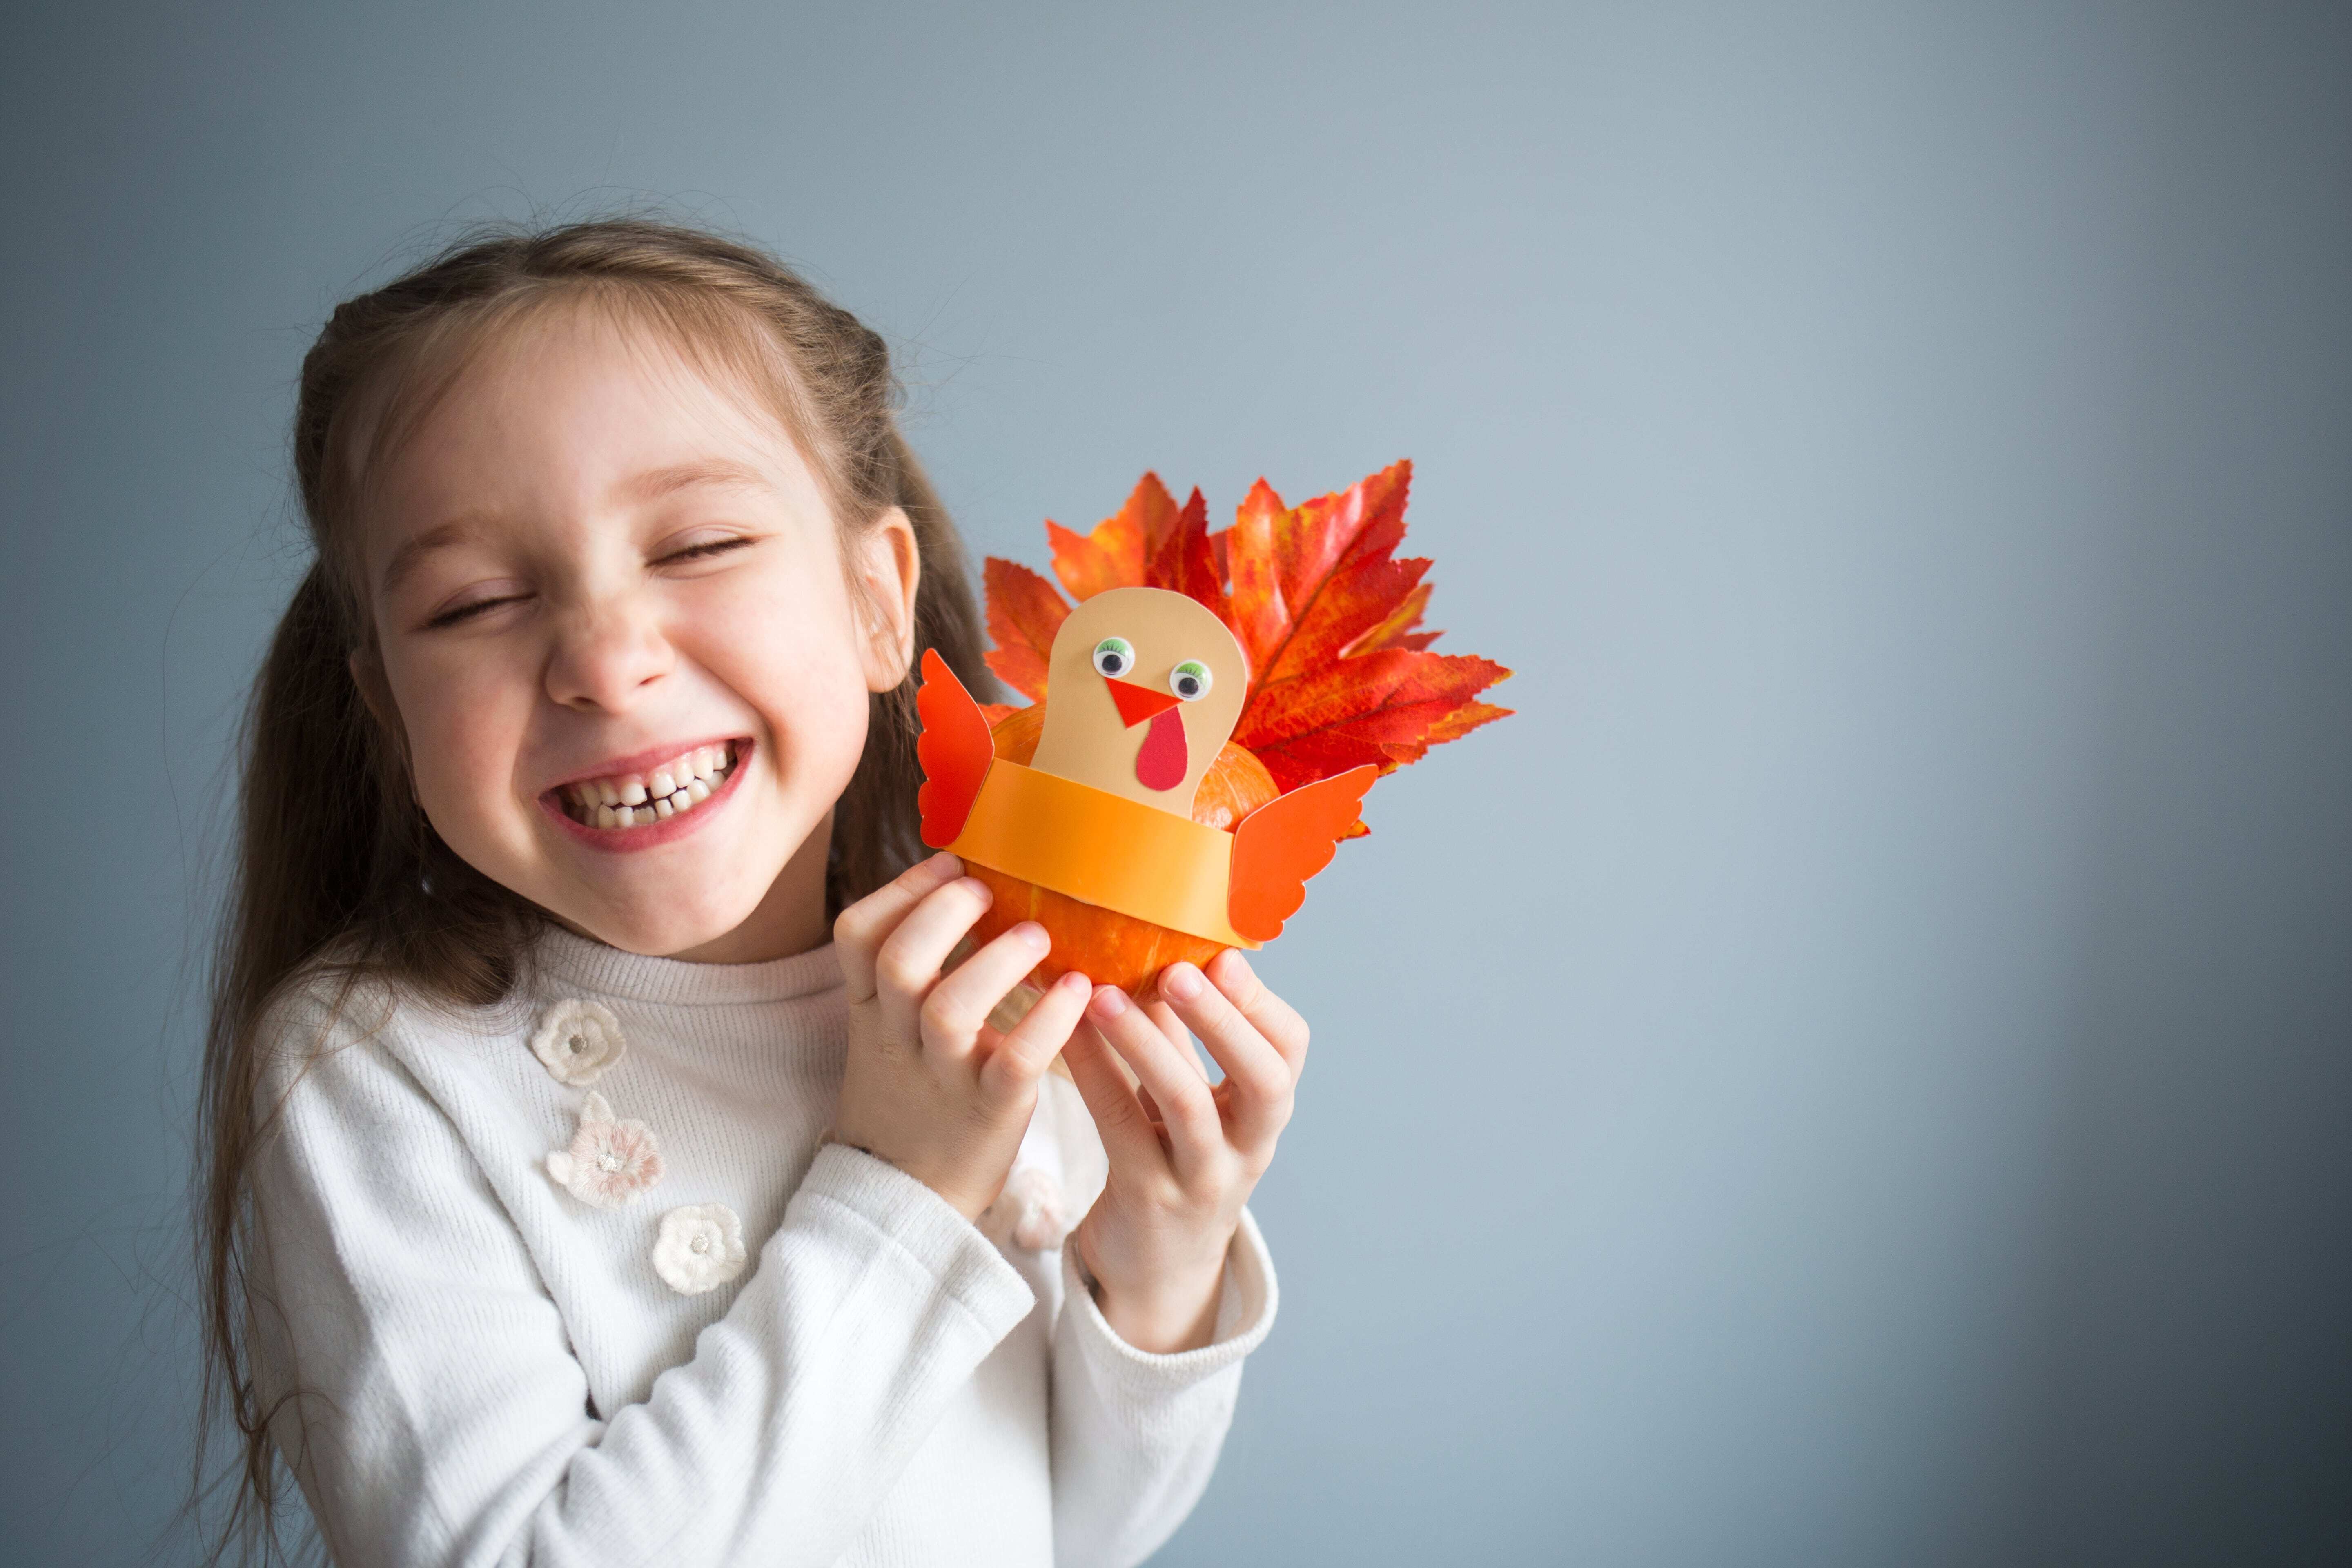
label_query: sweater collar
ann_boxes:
[529,924,845,1007]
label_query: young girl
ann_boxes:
[197,219,1309,1567]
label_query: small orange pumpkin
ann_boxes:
[962,704,1278,994]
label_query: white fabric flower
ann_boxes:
[545,1092,664,1209]
[530,998,627,1086]
[652,1203,747,1295]
[981,1165,1069,1252]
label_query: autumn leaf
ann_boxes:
[1219,461,1511,797]
[1235,648,1514,793]
[1225,463,1425,686]
[1419,698,1513,748]
[1046,473,1177,600]
[1147,486,1230,624]
[981,558,1069,701]
[1345,579,1440,655]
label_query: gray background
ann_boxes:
[4,1,2348,1563]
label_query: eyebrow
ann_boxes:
[623,459,776,503]
[377,520,479,597]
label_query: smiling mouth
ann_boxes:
[557,742,740,830]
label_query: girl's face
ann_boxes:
[356,305,917,962]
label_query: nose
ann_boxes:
[1106,677,1182,728]
[544,598,675,714]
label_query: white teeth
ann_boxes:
[568,744,737,829]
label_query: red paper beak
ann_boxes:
[1106,677,1183,728]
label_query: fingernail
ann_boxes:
[961,876,994,906]
[1057,970,1090,992]
[1014,920,1047,949]
[1089,985,1128,1019]
[929,852,962,875]
[1161,963,1203,1001]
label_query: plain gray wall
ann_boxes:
[4,2,2348,1563]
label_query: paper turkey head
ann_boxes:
[1029,586,1250,815]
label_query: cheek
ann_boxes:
[385,647,536,826]
[694,578,878,773]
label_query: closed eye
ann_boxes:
[655,535,756,567]
[423,592,530,630]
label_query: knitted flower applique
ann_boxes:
[653,1203,748,1296]
[545,1092,664,1209]
[981,1166,1070,1252]
[531,998,626,1086]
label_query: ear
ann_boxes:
[850,506,922,693]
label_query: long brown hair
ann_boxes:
[192,218,995,1559]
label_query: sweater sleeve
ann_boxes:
[248,1015,1036,1568]
[1047,1209,1279,1568]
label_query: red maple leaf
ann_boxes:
[978,462,1512,825]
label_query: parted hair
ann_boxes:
[193,218,996,1560]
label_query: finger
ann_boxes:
[1087,986,1222,1179]
[980,970,1091,1103]
[1060,1019,1170,1174]
[833,853,965,1002]
[870,875,995,1040]
[1158,961,1294,1152]
[1140,994,1196,1056]
[922,921,1050,1055]
[1205,949,1310,1078]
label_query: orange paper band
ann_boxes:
[947,760,1259,950]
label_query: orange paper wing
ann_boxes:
[916,648,995,847]
[1227,764,1379,942]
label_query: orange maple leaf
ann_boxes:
[1045,474,1173,600]
[980,558,1068,702]
[978,462,1512,822]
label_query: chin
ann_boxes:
[532,822,805,957]
[565,883,773,958]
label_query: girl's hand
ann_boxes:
[832,853,1094,1221]
[1061,949,1307,1354]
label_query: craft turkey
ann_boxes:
[918,463,1512,994]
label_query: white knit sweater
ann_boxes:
[248,927,1277,1568]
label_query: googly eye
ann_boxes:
[1091,637,1134,678]
[1168,659,1214,701]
